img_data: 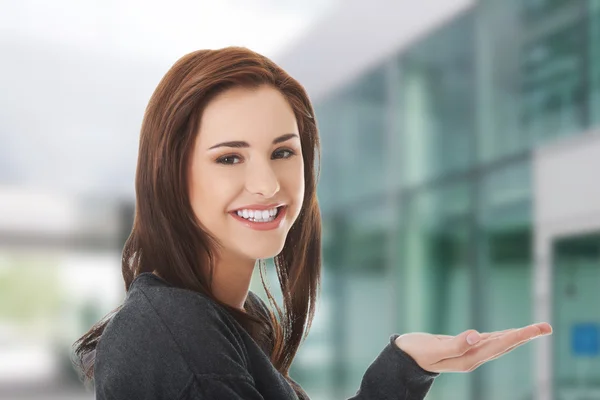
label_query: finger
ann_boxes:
[479,323,550,345]
[532,322,553,335]
[466,332,539,371]
[435,328,516,342]
[434,324,543,372]
[481,323,550,342]
[435,330,512,356]
[438,328,519,357]
[477,323,552,364]
[478,329,515,341]
[435,324,550,350]
[484,328,515,337]
[440,329,482,358]
[437,331,504,340]
[467,331,512,349]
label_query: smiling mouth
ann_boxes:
[232,206,285,223]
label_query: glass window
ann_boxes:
[399,181,473,400]
[477,0,588,163]
[520,9,586,143]
[316,67,388,208]
[312,203,399,399]
[397,13,476,187]
[521,0,575,22]
[478,159,534,400]
[589,0,600,127]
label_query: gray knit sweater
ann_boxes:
[94,272,437,399]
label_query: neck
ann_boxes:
[211,251,256,311]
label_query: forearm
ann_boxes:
[347,335,438,400]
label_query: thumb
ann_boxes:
[445,330,481,357]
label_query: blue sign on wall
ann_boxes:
[571,323,600,357]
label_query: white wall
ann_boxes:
[534,130,600,234]
[275,0,474,102]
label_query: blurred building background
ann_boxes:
[1,0,600,399]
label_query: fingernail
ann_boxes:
[467,332,481,345]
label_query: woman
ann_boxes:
[73,47,552,399]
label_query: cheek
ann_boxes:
[297,170,305,200]
[189,168,233,222]
[284,157,305,203]
[188,180,208,224]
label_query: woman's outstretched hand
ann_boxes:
[394,322,552,373]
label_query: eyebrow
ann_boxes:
[208,133,299,150]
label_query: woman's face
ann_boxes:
[189,85,305,263]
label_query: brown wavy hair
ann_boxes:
[72,46,322,399]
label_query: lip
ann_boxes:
[230,203,285,212]
[229,205,287,231]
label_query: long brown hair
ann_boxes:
[72,47,321,399]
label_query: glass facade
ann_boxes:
[399,13,476,186]
[477,0,591,163]
[295,1,600,399]
[592,0,600,126]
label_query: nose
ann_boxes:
[245,159,280,198]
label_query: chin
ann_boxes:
[241,241,286,261]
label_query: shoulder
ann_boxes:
[94,273,255,397]
[94,275,192,398]
[146,274,252,365]
[247,290,271,318]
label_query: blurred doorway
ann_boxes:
[552,232,600,400]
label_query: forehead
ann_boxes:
[197,85,299,146]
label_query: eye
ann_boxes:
[216,154,242,165]
[272,148,295,160]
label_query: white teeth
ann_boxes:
[234,207,280,223]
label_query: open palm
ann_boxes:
[395,322,553,373]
